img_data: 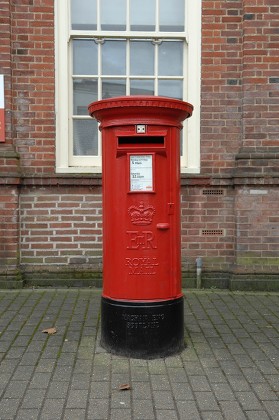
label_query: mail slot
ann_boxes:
[88,96,193,358]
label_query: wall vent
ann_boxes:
[202,229,224,236]
[202,189,224,195]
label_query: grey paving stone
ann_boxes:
[110,408,132,420]
[189,375,211,392]
[29,372,52,389]
[150,374,171,390]
[34,359,55,375]
[15,409,40,420]
[203,367,227,383]
[155,409,178,420]
[262,400,279,419]
[21,388,46,409]
[171,382,194,401]
[40,398,64,420]
[251,382,278,400]
[63,408,86,419]
[66,389,89,409]
[0,290,278,420]
[246,411,271,420]
[183,361,205,376]
[195,391,219,411]
[153,390,175,410]
[226,374,251,391]
[201,412,224,420]
[211,382,235,401]
[219,400,247,420]
[234,391,262,410]
[90,380,110,399]
[111,372,130,389]
[87,398,109,419]
[241,367,266,383]
[3,380,28,399]
[0,398,21,418]
[130,366,150,382]
[71,373,91,390]
[47,381,69,399]
[176,400,201,419]
[133,399,155,419]
[131,381,153,400]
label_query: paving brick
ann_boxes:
[153,390,176,410]
[110,408,132,420]
[150,374,171,390]
[176,400,201,419]
[189,375,211,392]
[90,381,110,399]
[66,389,89,409]
[201,412,224,420]
[133,399,155,419]
[0,399,21,418]
[219,401,247,420]
[88,399,109,419]
[0,290,278,419]
[155,409,179,420]
[40,399,64,419]
[15,409,40,420]
[64,408,86,419]
[21,389,46,409]
[246,411,270,420]
[171,382,194,401]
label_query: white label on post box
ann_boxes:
[130,155,153,192]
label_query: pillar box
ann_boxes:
[88,96,193,358]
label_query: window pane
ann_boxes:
[73,119,99,156]
[130,41,154,76]
[102,40,126,75]
[71,0,97,30]
[159,0,184,32]
[101,0,126,31]
[130,79,154,95]
[73,40,98,75]
[158,42,183,76]
[158,80,183,100]
[130,0,156,31]
[102,79,126,98]
[73,79,98,115]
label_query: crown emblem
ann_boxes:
[128,202,155,225]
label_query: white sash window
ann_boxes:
[55,0,201,173]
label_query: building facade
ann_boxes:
[0,0,278,289]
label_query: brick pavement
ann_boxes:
[0,289,278,419]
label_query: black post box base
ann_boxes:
[100,296,185,359]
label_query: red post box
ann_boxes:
[88,96,193,358]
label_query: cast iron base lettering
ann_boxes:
[101,296,185,359]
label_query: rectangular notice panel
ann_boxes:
[130,155,153,192]
[0,75,5,142]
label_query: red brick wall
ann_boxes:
[20,186,103,266]
[181,186,235,274]
[0,186,19,278]
[11,0,55,173]
[201,1,243,175]
[0,0,278,288]
[242,0,279,150]
[235,187,279,273]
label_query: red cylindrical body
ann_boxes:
[88,96,193,358]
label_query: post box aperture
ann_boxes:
[88,96,193,359]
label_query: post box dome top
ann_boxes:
[88,95,193,129]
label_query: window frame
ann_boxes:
[55,0,201,174]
